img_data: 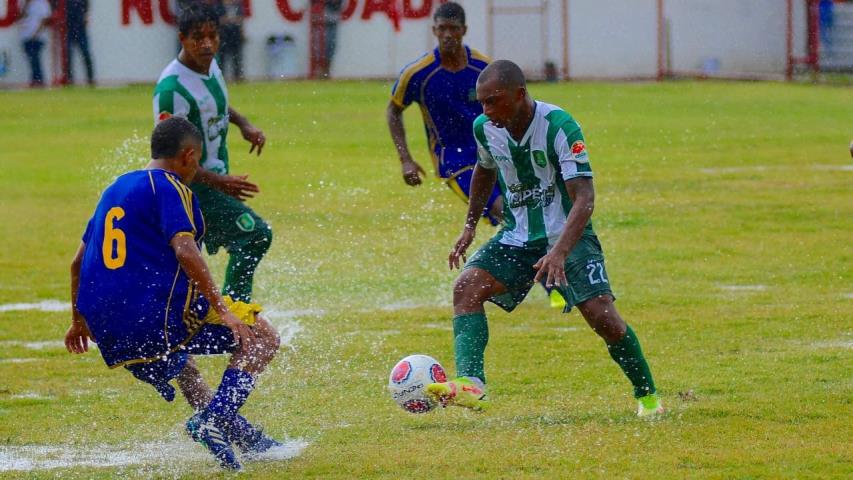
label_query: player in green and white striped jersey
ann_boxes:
[150,5,283,464]
[426,60,664,417]
[153,4,271,305]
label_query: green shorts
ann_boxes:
[191,183,270,255]
[464,233,614,312]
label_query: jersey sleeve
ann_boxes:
[472,115,497,169]
[153,88,191,124]
[477,144,497,169]
[81,215,94,244]
[390,71,418,108]
[555,122,593,180]
[153,172,198,242]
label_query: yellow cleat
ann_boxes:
[637,393,665,418]
[426,377,489,411]
[549,289,567,309]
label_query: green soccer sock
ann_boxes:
[223,230,272,303]
[606,324,657,398]
[453,312,489,384]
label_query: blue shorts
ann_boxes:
[124,323,236,401]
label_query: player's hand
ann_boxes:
[401,159,426,186]
[216,174,259,201]
[240,124,266,156]
[449,226,475,270]
[533,250,568,288]
[220,311,257,348]
[64,319,92,354]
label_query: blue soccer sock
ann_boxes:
[202,368,255,425]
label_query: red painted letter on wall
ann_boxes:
[122,0,154,25]
[402,0,432,19]
[362,0,400,31]
[276,0,304,22]
[0,0,21,28]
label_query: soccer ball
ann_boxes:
[388,354,447,413]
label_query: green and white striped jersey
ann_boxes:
[153,59,230,174]
[474,101,595,247]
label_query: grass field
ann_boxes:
[0,80,851,479]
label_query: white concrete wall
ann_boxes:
[0,0,809,86]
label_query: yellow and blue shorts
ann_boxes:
[124,297,262,401]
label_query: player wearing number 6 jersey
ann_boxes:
[426,60,664,417]
[67,118,282,470]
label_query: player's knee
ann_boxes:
[580,295,625,342]
[453,271,489,307]
[254,316,280,357]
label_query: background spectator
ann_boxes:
[18,0,53,87]
[219,0,245,81]
[65,0,94,85]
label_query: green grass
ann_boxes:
[0,80,851,479]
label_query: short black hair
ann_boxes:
[178,2,220,36]
[478,59,527,89]
[434,1,465,25]
[151,117,202,159]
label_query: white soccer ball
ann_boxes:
[388,354,447,413]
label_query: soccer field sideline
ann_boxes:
[0,80,850,478]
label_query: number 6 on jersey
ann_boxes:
[102,207,126,270]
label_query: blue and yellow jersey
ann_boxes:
[76,169,208,368]
[391,45,490,178]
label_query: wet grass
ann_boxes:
[0,80,851,478]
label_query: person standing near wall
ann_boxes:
[17,0,52,87]
[219,0,245,82]
[65,0,95,86]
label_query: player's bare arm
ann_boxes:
[193,168,259,201]
[228,106,265,155]
[65,242,92,354]
[449,164,497,269]
[533,177,595,287]
[170,234,256,346]
[386,101,426,186]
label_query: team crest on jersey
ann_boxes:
[157,111,172,122]
[571,140,588,161]
[532,150,547,167]
[236,213,256,232]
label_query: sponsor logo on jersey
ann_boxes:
[532,150,547,167]
[571,140,588,161]
[391,361,413,384]
[506,183,556,209]
[494,155,510,163]
[158,111,172,122]
[207,114,229,141]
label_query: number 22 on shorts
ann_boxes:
[586,261,608,285]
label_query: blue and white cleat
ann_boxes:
[228,414,283,459]
[186,413,242,470]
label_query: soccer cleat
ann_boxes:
[227,414,283,458]
[637,393,665,418]
[426,377,489,411]
[186,413,242,470]
[549,289,567,309]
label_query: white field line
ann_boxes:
[699,164,853,174]
[717,284,768,292]
[0,300,69,313]
[0,438,309,472]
